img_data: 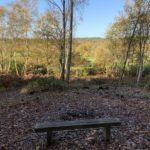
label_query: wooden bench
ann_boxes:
[34,118,121,146]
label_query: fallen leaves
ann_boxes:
[0,85,150,149]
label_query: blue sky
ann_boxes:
[0,0,125,38]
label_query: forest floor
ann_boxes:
[0,82,150,150]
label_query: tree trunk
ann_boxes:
[13,52,19,76]
[66,0,74,83]
[23,39,30,76]
[120,15,140,83]
[137,7,149,86]
[0,48,4,72]
[60,0,66,81]
[137,40,146,86]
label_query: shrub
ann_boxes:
[111,64,123,77]
[96,67,106,74]
[0,74,24,89]
[21,76,68,93]
[10,61,24,75]
[27,65,47,75]
[127,64,150,77]
[86,68,97,75]
[142,64,150,77]
[72,67,97,77]
[90,78,106,85]
[144,82,150,90]
[128,65,138,77]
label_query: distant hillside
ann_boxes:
[74,37,105,41]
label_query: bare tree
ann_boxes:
[119,0,143,82]
[47,0,88,82]
[35,10,62,73]
[66,0,88,82]
[47,0,67,80]
[61,0,66,81]
[66,0,74,82]
[136,0,150,85]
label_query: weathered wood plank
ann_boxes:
[35,118,121,132]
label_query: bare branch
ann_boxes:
[47,0,63,14]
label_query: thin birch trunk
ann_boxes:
[66,0,73,83]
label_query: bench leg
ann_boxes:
[104,126,111,143]
[47,131,52,147]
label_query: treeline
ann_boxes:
[0,0,150,85]
[0,0,89,82]
[107,0,150,85]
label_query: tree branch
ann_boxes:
[47,0,63,14]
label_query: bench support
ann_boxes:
[47,131,52,146]
[104,126,110,142]
[45,127,111,146]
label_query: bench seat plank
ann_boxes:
[35,118,121,132]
